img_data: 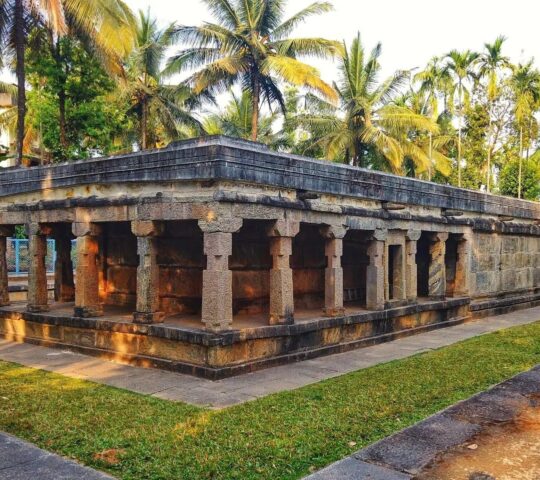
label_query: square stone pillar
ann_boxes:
[406,230,421,302]
[132,221,164,324]
[428,232,449,299]
[27,224,51,313]
[54,235,75,302]
[267,220,299,325]
[199,218,242,332]
[366,229,386,310]
[73,222,103,318]
[320,225,347,317]
[0,227,14,307]
[453,233,472,297]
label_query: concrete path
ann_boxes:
[0,432,113,479]
[0,306,539,408]
[305,365,540,480]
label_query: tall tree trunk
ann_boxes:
[251,75,260,142]
[141,97,148,150]
[457,123,462,188]
[486,113,493,193]
[14,0,26,166]
[518,126,523,199]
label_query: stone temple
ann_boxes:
[0,136,539,378]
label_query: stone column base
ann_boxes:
[74,305,104,318]
[133,311,165,324]
[323,307,345,318]
[269,312,294,325]
[27,304,50,313]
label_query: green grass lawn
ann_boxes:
[1,322,540,480]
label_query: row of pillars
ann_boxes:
[0,221,467,333]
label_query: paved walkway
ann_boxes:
[0,432,113,479]
[0,306,539,408]
[305,365,540,479]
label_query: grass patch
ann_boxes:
[1,322,540,479]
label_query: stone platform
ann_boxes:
[0,136,538,379]
[0,297,470,379]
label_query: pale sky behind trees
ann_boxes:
[127,0,540,82]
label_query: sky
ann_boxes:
[126,0,540,83]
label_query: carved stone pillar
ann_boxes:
[406,230,421,302]
[267,220,299,325]
[27,223,50,312]
[199,219,242,332]
[132,221,164,324]
[320,225,347,317]
[429,232,449,299]
[54,234,75,302]
[453,233,472,297]
[366,229,386,310]
[0,226,14,307]
[73,222,103,317]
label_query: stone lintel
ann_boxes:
[198,218,243,234]
[72,222,102,238]
[131,220,164,237]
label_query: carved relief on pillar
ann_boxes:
[267,220,299,325]
[26,223,52,313]
[454,232,472,297]
[405,230,421,302]
[132,221,164,324]
[198,218,242,332]
[0,226,14,307]
[320,225,348,317]
[72,222,103,318]
[366,229,386,311]
[428,232,449,299]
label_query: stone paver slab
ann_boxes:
[306,457,411,480]
[0,433,113,480]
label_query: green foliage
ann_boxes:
[0,322,539,479]
[26,36,130,161]
[499,154,540,200]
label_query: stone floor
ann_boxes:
[0,432,113,479]
[0,306,539,408]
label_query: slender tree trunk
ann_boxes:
[15,0,26,166]
[52,42,68,158]
[518,126,523,199]
[486,114,493,193]
[457,122,462,187]
[251,75,260,142]
[428,131,433,181]
[141,97,148,150]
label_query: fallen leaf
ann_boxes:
[467,443,478,450]
[348,441,357,447]
[93,449,126,465]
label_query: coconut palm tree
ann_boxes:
[0,0,136,165]
[120,10,204,150]
[509,61,540,198]
[444,50,480,187]
[293,33,439,173]
[477,36,511,192]
[166,0,340,141]
[203,90,278,143]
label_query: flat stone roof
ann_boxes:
[0,135,538,220]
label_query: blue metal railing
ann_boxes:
[7,238,71,275]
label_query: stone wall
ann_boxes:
[472,233,540,297]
